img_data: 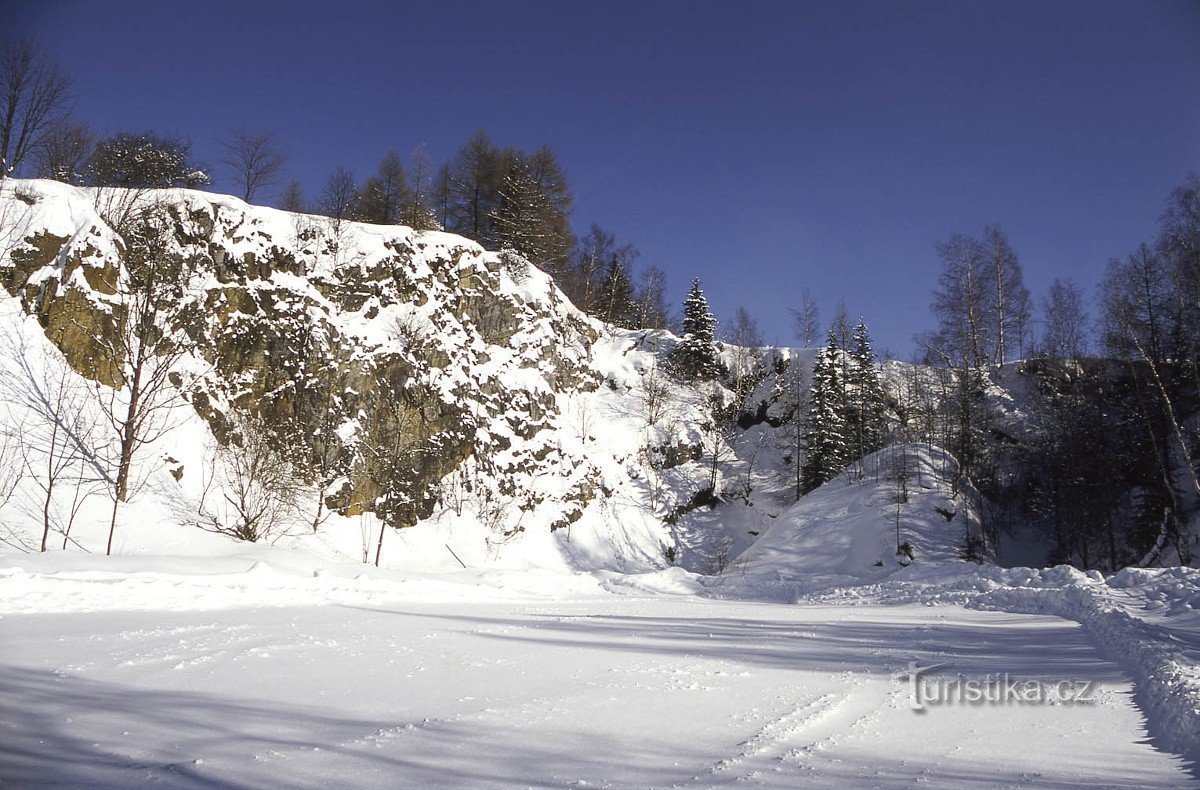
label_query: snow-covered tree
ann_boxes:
[802,329,848,491]
[845,318,887,460]
[85,132,208,189]
[669,279,723,381]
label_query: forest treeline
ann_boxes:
[3,37,1200,570]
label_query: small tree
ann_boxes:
[358,150,409,225]
[194,415,304,542]
[402,143,438,230]
[217,128,287,203]
[278,179,306,213]
[884,443,912,556]
[1040,277,1088,360]
[96,207,199,555]
[634,264,670,330]
[318,167,359,228]
[35,120,92,183]
[846,318,887,461]
[669,279,723,381]
[802,330,849,491]
[597,255,639,328]
[0,322,105,552]
[791,288,820,347]
[727,305,765,414]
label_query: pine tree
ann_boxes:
[846,318,887,460]
[669,279,723,381]
[802,330,849,491]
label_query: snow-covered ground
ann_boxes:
[1,181,1198,785]
[1,444,1198,787]
[2,555,1199,787]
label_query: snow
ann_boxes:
[3,546,1200,786]
[2,180,1199,785]
[2,583,1195,787]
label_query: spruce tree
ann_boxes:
[669,279,723,381]
[846,318,887,460]
[802,330,849,491]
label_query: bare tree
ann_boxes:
[1040,277,1088,360]
[95,207,198,555]
[402,143,437,230]
[701,387,735,497]
[193,415,304,542]
[318,167,358,234]
[635,264,670,330]
[0,321,107,552]
[358,150,409,225]
[217,128,287,203]
[23,362,101,552]
[35,119,91,183]
[727,305,764,414]
[984,225,1030,363]
[929,234,991,369]
[431,163,453,230]
[883,442,912,556]
[279,179,306,213]
[0,39,72,177]
[638,360,673,427]
[791,288,820,347]
[0,427,21,513]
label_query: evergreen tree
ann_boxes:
[846,318,887,460]
[802,330,849,491]
[669,279,723,380]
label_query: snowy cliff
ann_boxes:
[0,179,991,581]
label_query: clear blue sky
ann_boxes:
[10,0,1200,356]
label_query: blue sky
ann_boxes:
[10,0,1200,355]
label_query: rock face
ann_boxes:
[0,182,615,535]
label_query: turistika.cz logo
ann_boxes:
[896,662,1099,713]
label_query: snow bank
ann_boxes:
[804,564,1200,763]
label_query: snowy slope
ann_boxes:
[714,445,987,600]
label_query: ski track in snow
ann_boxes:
[2,581,1198,788]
